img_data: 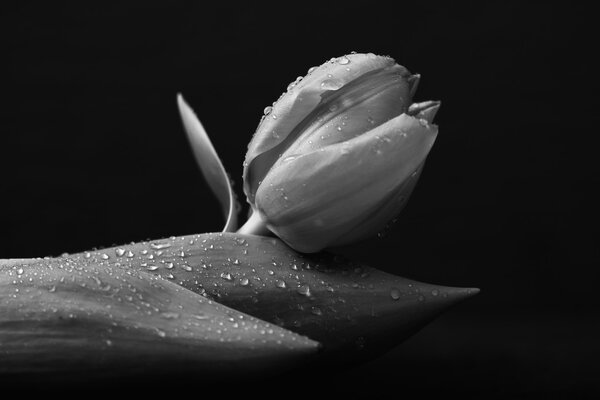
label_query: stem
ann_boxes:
[237,211,270,236]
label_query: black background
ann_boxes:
[1,1,598,397]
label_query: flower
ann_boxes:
[240,53,440,253]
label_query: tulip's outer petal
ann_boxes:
[0,256,318,378]
[255,113,438,253]
[243,53,400,204]
[331,164,424,246]
[177,95,239,232]
[278,65,413,157]
[408,100,441,123]
[33,233,478,364]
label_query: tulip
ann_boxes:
[239,53,441,253]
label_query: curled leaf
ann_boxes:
[177,94,238,232]
[0,256,319,378]
[46,233,478,362]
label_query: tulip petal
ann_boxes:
[256,113,438,252]
[29,233,478,365]
[408,100,441,122]
[277,65,413,157]
[177,94,238,232]
[243,53,400,204]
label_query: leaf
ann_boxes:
[0,256,319,379]
[40,233,478,363]
[177,94,238,232]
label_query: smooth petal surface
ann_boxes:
[243,53,399,204]
[178,94,238,232]
[0,256,318,378]
[408,100,441,122]
[28,233,478,363]
[255,113,439,252]
[278,65,413,157]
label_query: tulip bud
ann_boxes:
[241,53,440,252]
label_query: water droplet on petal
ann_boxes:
[431,289,439,296]
[151,242,171,250]
[115,248,126,257]
[263,106,272,115]
[126,250,134,258]
[16,268,24,275]
[311,307,323,316]
[276,280,286,288]
[240,278,249,286]
[320,79,343,90]
[337,56,350,65]
[165,262,174,269]
[283,154,300,163]
[307,66,317,74]
[84,252,91,259]
[181,264,193,272]
[101,254,109,260]
[390,288,401,300]
[146,265,159,271]
[156,329,166,338]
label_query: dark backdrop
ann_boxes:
[1,1,597,397]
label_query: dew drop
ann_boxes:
[151,242,171,250]
[101,254,109,260]
[16,268,24,275]
[338,56,350,65]
[307,66,317,74]
[390,288,401,300]
[263,106,272,115]
[311,307,323,316]
[161,312,180,320]
[156,329,166,338]
[146,265,159,271]
[417,294,426,302]
[240,278,249,286]
[297,285,311,297]
[84,252,91,259]
[165,262,174,269]
[115,248,126,257]
[320,79,343,90]
[431,289,439,296]
[221,272,233,281]
[275,280,287,288]
[181,264,193,272]
[126,250,134,258]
